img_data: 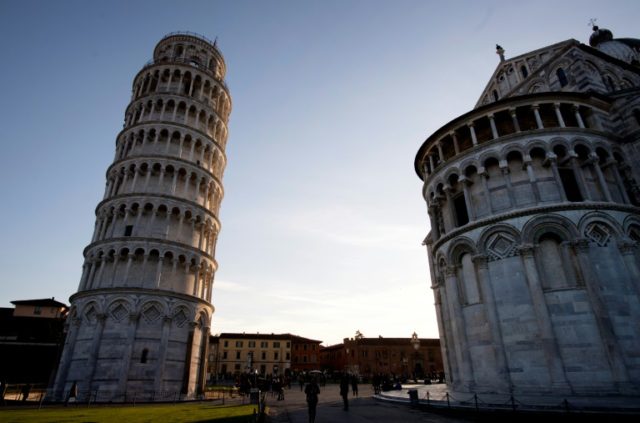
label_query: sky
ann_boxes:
[0,0,639,346]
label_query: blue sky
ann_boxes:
[1,0,638,345]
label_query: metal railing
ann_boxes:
[377,387,640,415]
[159,31,217,47]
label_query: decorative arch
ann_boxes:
[522,214,578,244]
[478,223,521,261]
[578,211,623,246]
[446,237,477,266]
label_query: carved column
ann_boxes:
[488,114,499,139]
[85,313,107,392]
[472,255,511,390]
[450,131,460,155]
[546,154,567,202]
[468,122,478,146]
[618,241,640,299]
[117,312,141,395]
[182,321,198,395]
[509,108,521,132]
[52,317,82,399]
[153,315,173,389]
[569,152,590,200]
[553,102,566,127]
[589,153,613,202]
[518,244,571,393]
[433,281,456,385]
[571,239,631,392]
[573,104,585,128]
[499,160,516,207]
[532,104,543,129]
[523,156,541,203]
[459,176,476,221]
[442,185,457,228]
[444,265,475,390]
[479,167,494,213]
[606,160,631,204]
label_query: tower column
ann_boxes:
[518,244,571,393]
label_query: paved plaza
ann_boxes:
[265,384,470,423]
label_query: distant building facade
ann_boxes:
[290,335,322,372]
[52,32,232,400]
[320,335,443,379]
[208,333,321,379]
[414,26,640,399]
[0,298,68,384]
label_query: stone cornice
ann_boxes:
[83,236,218,267]
[115,120,227,159]
[423,128,615,186]
[105,153,224,194]
[94,192,221,230]
[70,287,214,309]
[431,202,640,252]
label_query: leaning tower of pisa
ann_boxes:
[52,32,231,400]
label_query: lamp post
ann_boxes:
[410,332,421,382]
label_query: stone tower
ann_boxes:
[415,27,640,404]
[53,32,231,400]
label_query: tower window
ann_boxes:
[453,194,469,227]
[520,65,528,78]
[141,348,149,363]
[492,90,499,101]
[559,168,583,202]
[124,225,133,236]
[556,68,568,87]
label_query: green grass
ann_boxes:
[0,403,258,423]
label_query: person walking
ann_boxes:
[339,374,350,411]
[304,378,320,423]
[351,374,358,397]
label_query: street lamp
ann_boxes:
[410,332,420,382]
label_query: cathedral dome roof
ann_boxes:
[589,26,613,46]
[589,26,640,66]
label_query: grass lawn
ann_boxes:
[0,403,258,423]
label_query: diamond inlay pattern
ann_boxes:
[486,233,518,261]
[585,223,611,247]
[143,304,161,323]
[110,303,128,321]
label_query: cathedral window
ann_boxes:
[140,348,149,363]
[556,68,568,87]
[520,65,528,78]
[124,225,133,236]
[492,90,499,101]
[633,109,640,126]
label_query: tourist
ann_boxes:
[351,374,358,397]
[305,378,320,423]
[339,374,350,411]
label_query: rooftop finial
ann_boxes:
[496,44,505,62]
[589,18,598,31]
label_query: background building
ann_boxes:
[320,334,443,379]
[52,32,231,401]
[208,333,322,380]
[290,335,322,373]
[0,298,68,385]
[415,26,640,400]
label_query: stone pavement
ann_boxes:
[264,384,470,423]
